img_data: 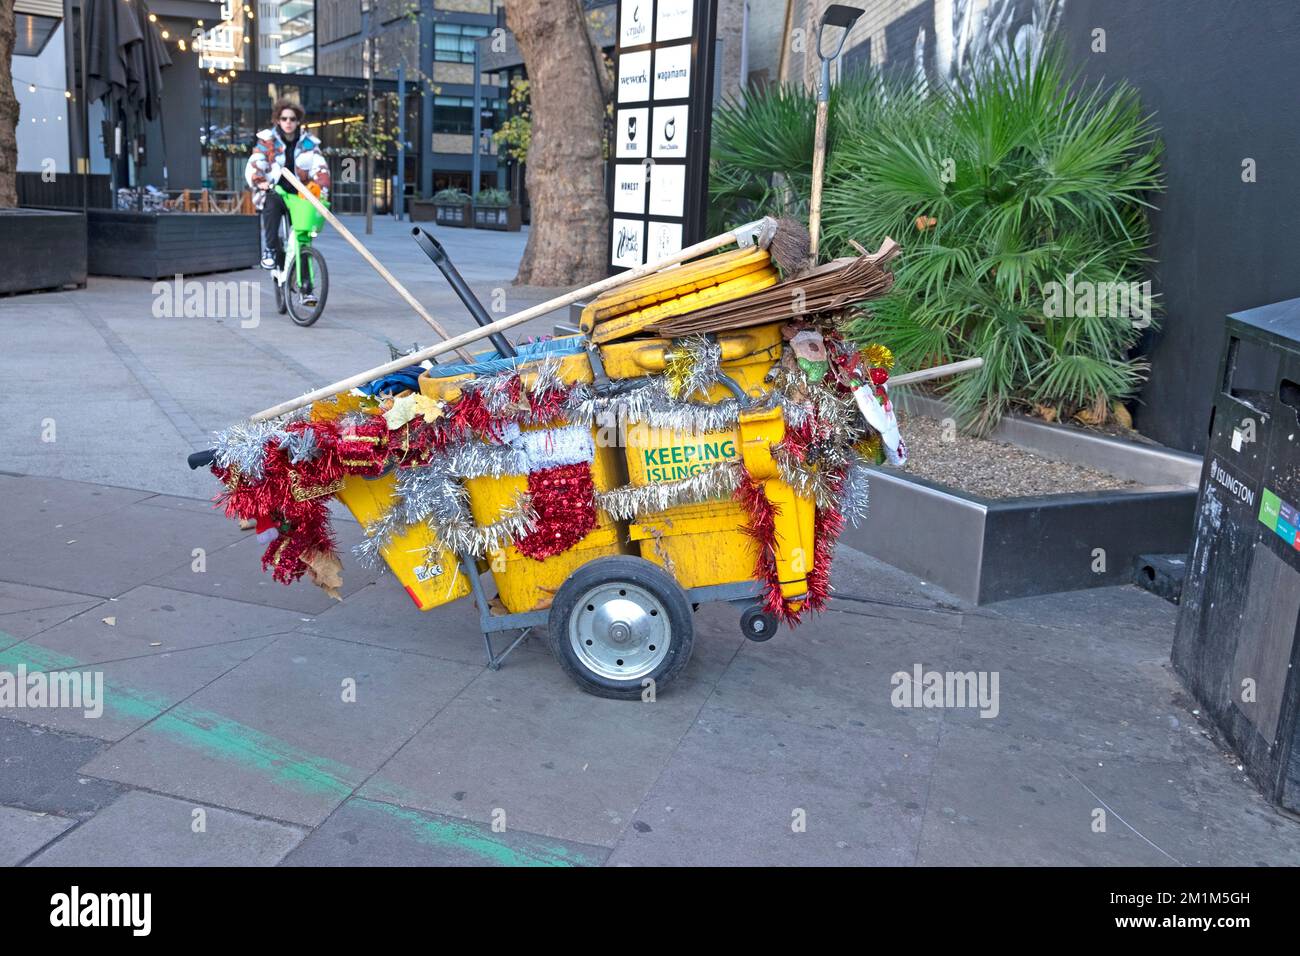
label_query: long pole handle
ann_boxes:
[890,357,985,387]
[248,217,778,422]
[277,167,475,363]
[808,98,830,261]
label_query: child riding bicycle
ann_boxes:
[244,98,331,304]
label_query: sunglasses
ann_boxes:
[279,114,300,123]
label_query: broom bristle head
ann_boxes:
[768,217,811,276]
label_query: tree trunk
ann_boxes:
[505,0,609,286]
[0,0,20,208]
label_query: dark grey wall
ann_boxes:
[1059,0,1300,453]
[139,30,202,190]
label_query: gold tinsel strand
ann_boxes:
[862,343,895,371]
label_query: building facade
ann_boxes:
[192,0,506,211]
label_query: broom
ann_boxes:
[238,216,808,424]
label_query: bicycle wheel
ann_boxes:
[273,277,287,315]
[286,246,328,327]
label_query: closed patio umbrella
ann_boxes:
[83,0,171,193]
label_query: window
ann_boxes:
[432,95,503,134]
[434,23,489,63]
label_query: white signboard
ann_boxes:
[655,0,693,42]
[653,43,692,100]
[617,50,652,103]
[611,218,646,268]
[651,104,689,158]
[620,0,654,47]
[614,108,649,158]
[648,163,686,218]
[613,163,648,214]
[610,0,715,272]
[647,221,684,263]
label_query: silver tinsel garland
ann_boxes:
[665,335,724,400]
[596,461,743,521]
[211,411,314,481]
[354,435,547,568]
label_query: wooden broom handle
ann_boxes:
[808,99,830,261]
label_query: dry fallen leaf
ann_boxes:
[1112,402,1133,429]
[102,617,116,626]
[238,518,256,531]
[304,550,344,601]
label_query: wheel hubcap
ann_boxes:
[569,583,670,681]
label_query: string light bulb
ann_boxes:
[148,12,156,21]
[161,30,170,38]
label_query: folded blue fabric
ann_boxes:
[358,365,426,397]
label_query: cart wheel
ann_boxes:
[547,556,694,700]
[740,605,778,642]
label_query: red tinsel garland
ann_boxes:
[806,499,845,614]
[213,420,343,585]
[515,461,598,560]
[734,465,848,625]
[734,470,801,625]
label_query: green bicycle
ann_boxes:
[271,183,330,327]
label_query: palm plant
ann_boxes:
[823,48,1162,431]
[708,73,929,236]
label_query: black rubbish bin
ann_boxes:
[1172,297,1300,811]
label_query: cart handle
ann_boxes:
[188,449,217,470]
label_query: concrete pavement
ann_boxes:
[1,217,1298,865]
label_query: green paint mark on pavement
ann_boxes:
[0,636,599,865]
[351,797,599,867]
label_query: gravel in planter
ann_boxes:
[892,414,1141,499]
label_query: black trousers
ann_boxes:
[260,188,288,264]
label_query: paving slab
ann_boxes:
[298,575,549,667]
[28,791,306,867]
[2,584,304,666]
[915,723,1180,868]
[0,582,103,646]
[149,522,379,614]
[976,583,1178,639]
[607,708,933,866]
[941,613,1189,759]
[1175,746,1300,866]
[80,633,479,826]
[0,718,125,818]
[282,796,607,867]
[831,538,969,611]
[0,637,275,742]
[706,602,960,744]
[0,805,77,867]
[0,499,249,598]
[359,650,714,848]
[0,475,153,544]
